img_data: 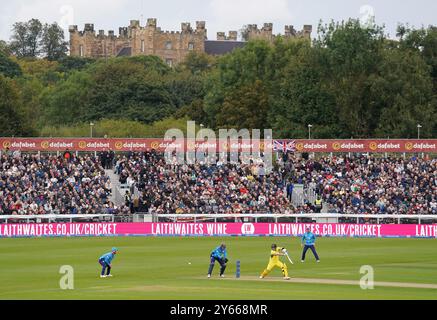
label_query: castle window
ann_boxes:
[166,59,173,67]
[79,45,84,57]
[188,42,194,51]
[141,40,145,53]
[165,41,172,50]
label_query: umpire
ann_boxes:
[301,227,320,262]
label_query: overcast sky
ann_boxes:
[0,0,436,42]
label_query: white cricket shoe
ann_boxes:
[100,275,106,278]
[107,274,113,277]
[301,260,304,263]
[316,260,320,263]
[220,274,225,278]
[283,277,290,280]
[207,274,211,278]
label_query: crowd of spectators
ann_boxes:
[0,153,129,216]
[115,150,295,214]
[116,151,436,216]
[285,154,437,215]
[1,149,435,217]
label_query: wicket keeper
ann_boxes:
[301,227,320,262]
[98,247,118,278]
[260,244,290,280]
[208,243,228,278]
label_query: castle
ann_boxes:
[69,19,312,65]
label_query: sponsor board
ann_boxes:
[0,223,436,238]
[0,138,436,152]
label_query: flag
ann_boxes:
[285,140,296,152]
[273,140,296,152]
[273,140,285,152]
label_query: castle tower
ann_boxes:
[69,19,311,62]
[228,31,238,41]
[217,32,226,40]
[303,25,313,39]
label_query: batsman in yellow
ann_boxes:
[260,244,290,280]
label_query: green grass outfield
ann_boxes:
[0,236,436,300]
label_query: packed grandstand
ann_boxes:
[1,149,435,217]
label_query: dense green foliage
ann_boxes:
[0,19,435,138]
[9,19,67,59]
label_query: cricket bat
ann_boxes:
[285,252,294,264]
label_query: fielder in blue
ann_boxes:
[98,247,118,278]
[207,243,228,278]
[301,228,320,262]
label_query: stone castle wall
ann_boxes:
[69,19,311,65]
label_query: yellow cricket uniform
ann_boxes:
[260,247,289,278]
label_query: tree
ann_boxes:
[271,46,341,138]
[204,40,274,128]
[27,19,43,57]
[315,19,386,137]
[40,71,92,126]
[179,51,215,74]
[10,19,43,58]
[240,25,250,41]
[175,99,209,125]
[56,56,95,73]
[399,26,437,91]
[0,52,22,78]
[165,70,206,109]
[39,117,193,138]
[0,40,11,55]
[0,75,35,136]
[85,58,176,124]
[9,19,68,59]
[372,49,435,138]
[15,76,44,130]
[9,22,28,57]
[17,58,61,85]
[216,80,269,130]
[41,23,68,60]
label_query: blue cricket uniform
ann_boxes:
[98,251,116,276]
[211,246,227,260]
[208,245,228,276]
[301,232,320,261]
[100,252,115,265]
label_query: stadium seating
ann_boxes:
[0,153,129,215]
[114,151,436,215]
[1,151,435,216]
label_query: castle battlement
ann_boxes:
[69,19,207,39]
[69,18,311,64]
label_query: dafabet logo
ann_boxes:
[405,142,413,151]
[114,141,123,150]
[296,143,304,151]
[369,142,378,151]
[332,142,341,150]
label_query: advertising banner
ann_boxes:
[0,223,436,238]
[0,138,436,153]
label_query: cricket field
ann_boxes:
[0,236,436,299]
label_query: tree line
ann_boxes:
[0,18,436,138]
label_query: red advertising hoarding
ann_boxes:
[0,138,435,153]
